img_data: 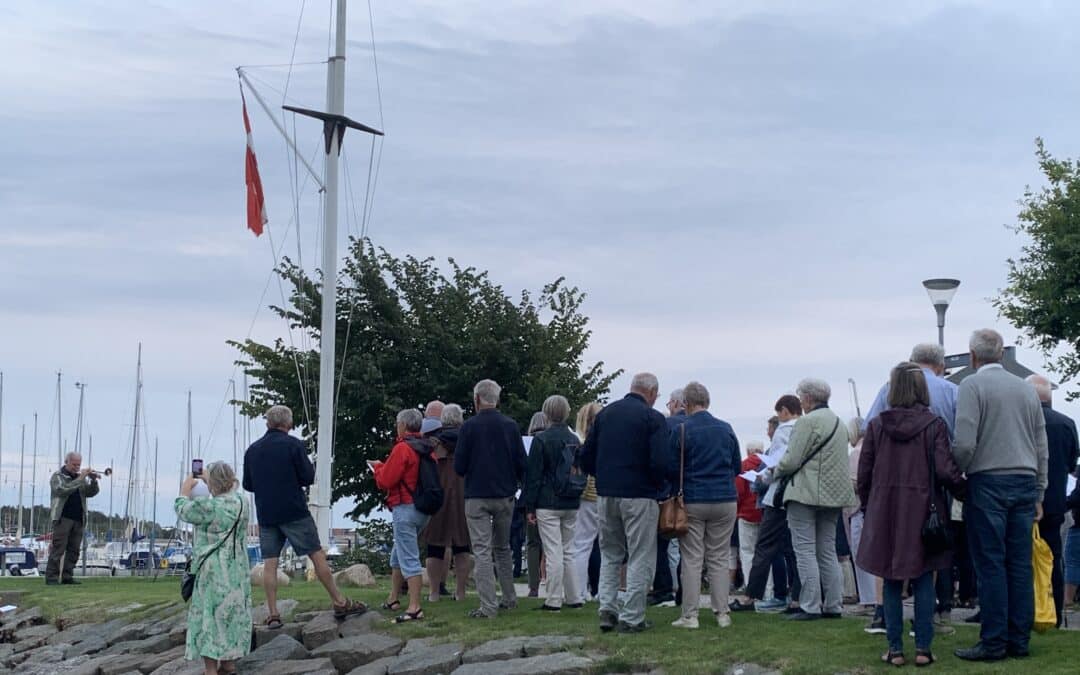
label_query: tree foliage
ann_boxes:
[230,238,621,517]
[994,138,1080,399]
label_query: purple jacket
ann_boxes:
[856,405,965,580]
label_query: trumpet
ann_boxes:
[87,468,112,479]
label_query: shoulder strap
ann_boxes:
[192,498,244,576]
[678,423,686,496]
[793,417,841,475]
[926,435,938,514]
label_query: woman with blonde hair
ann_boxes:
[175,462,251,675]
[570,402,603,601]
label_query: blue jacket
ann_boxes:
[668,410,741,504]
[581,393,669,499]
[242,429,315,526]
[454,408,527,499]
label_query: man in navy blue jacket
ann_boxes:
[1027,375,1079,627]
[454,379,528,618]
[243,405,366,626]
[581,372,669,632]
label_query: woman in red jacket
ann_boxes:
[373,409,430,623]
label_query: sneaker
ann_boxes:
[498,598,518,610]
[717,613,732,628]
[648,592,675,606]
[616,619,654,633]
[729,598,756,612]
[755,598,787,613]
[671,615,699,629]
[599,610,618,632]
[864,617,886,634]
[656,599,677,608]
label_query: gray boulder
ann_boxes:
[401,638,437,655]
[337,611,386,638]
[257,658,339,675]
[253,622,304,648]
[105,622,150,646]
[102,633,173,656]
[462,636,584,664]
[0,606,44,630]
[451,652,593,675]
[301,611,341,650]
[388,642,464,675]
[237,633,310,671]
[344,655,398,675]
[725,665,782,675]
[149,656,206,675]
[310,633,403,673]
[252,598,300,625]
[14,623,59,644]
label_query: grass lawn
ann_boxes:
[1,576,1076,673]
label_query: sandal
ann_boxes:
[394,609,424,623]
[264,614,283,630]
[381,600,402,611]
[333,598,369,620]
[881,651,905,667]
[915,650,935,667]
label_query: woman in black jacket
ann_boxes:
[524,395,584,610]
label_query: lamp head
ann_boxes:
[922,278,960,308]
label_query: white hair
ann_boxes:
[969,329,1004,363]
[796,378,832,406]
[745,440,764,454]
[1026,375,1052,403]
[205,461,238,496]
[527,412,548,435]
[630,372,659,394]
[64,452,82,463]
[683,382,710,409]
[424,400,444,418]
[541,395,570,425]
[440,403,464,428]
[668,388,686,406]
[396,408,423,432]
[473,379,501,406]
[909,343,945,368]
[266,405,293,429]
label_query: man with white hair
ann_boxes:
[1026,374,1078,627]
[864,343,958,438]
[454,379,528,619]
[46,452,100,585]
[580,372,669,633]
[243,405,367,627]
[953,329,1048,661]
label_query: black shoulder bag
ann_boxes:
[773,418,840,507]
[181,500,244,602]
[921,441,951,555]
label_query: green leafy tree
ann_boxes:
[230,238,621,518]
[994,138,1080,399]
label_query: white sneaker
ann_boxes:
[671,615,699,629]
[656,599,677,608]
[716,613,732,628]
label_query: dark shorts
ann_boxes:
[259,515,323,558]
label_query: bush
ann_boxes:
[332,519,393,574]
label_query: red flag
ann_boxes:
[241,89,267,237]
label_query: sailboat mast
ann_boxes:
[56,371,63,466]
[30,413,37,534]
[125,345,142,541]
[17,424,25,540]
[311,0,348,547]
[231,379,238,469]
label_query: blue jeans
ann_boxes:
[884,572,934,653]
[390,504,430,578]
[965,473,1038,653]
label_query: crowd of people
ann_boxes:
[91,325,1070,674]
[368,327,1076,668]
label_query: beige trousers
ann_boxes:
[679,501,738,618]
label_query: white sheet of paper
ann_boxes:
[739,470,764,482]
[757,453,779,468]
[522,436,533,456]
[1068,475,1077,495]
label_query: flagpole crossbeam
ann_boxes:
[282,105,384,155]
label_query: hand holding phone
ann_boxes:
[192,458,204,478]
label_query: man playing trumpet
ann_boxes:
[46,452,101,585]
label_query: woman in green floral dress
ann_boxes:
[176,461,252,675]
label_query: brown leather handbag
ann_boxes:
[658,423,689,537]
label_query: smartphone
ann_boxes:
[192,458,204,477]
[365,460,378,472]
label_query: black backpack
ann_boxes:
[553,440,587,499]
[404,438,445,515]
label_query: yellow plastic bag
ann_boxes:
[1032,525,1055,632]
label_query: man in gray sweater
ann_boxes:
[952,329,1048,662]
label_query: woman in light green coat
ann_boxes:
[175,462,252,675]
[774,378,857,621]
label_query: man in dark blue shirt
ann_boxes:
[1027,375,1079,627]
[581,372,669,633]
[454,379,528,618]
[243,405,366,626]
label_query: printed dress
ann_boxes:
[175,491,252,662]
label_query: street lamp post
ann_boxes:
[922,278,961,347]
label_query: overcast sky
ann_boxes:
[2,1,1079,530]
